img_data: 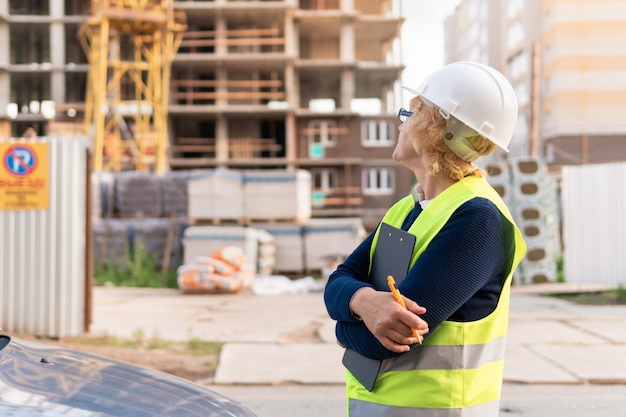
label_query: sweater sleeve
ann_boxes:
[323,229,376,322]
[324,197,506,360]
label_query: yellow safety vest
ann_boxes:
[346,176,526,417]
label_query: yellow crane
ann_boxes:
[79,0,186,172]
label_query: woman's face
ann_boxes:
[392,105,421,167]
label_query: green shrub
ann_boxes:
[94,243,178,288]
[187,337,223,356]
[616,285,626,303]
[556,253,564,283]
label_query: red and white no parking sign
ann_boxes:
[0,142,49,210]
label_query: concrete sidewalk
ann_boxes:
[90,283,626,386]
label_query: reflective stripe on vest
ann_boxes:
[379,335,506,372]
[349,397,501,417]
[346,176,526,417]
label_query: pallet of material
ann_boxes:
[187,169,244,220]
[188,217,246,226]
[182,225,276,275]
[243,169,311,222]
[114,171,162,218]
[256,230,277,276]
[160,170,190,217]
[93,219,129,267]
[251,222,305,273]
[91,171,115,219]
[130,218,187,271]
[302,217,366,271]
[93,218,188,271]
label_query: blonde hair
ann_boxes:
[406,96,496,181]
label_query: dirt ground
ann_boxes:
[18,321,324,384]
[10,306,325,387]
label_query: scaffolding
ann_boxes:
[79,0,186,172]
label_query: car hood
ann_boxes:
[0,335,257,416]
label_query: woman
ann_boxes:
[324,62,527,417]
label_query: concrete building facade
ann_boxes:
[540,0,626,167]
[0,0,90,138]
[0,0,413,228]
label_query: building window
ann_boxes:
[362,168,394,195]
[308,120,337,146]
[515,82,530,107]
[509,51,529,80]
[307,120,338,158]
[468,0,480,19]
[361,120,393,147]
[311,168,338,208]
[506,0,524,18]
[311,168,337,192]
[506,20,524,50]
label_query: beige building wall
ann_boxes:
[445,0,626,167]
[444,0,529,162]
[540,0,626,165]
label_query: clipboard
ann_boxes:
[370,222,416,288]
[342,347,382,392]
[342,222,416,391]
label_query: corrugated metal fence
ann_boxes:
[562,162,626,285]
[0,136,89,338]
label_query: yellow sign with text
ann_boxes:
[0,142,49,210]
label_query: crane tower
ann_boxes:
[79,0,186,172]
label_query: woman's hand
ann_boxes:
[350,287,429,353]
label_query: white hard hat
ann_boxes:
[403,61,518,159]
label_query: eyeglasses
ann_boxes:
[398,108,413,123]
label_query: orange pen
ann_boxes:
[387,275,422,344]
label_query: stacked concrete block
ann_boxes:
[252,218,367,274]
[91,171,115,219]
[114,171,162,218]
[251,222,305,273]
[243,169,312,222]
[187,169,245,221]
[160,170,190,217]
[302,217,366,271]
[256,229,277,276]
[484,160,512,205]
[93,219,130,267]
[129,218,187,270]
[182,225,276,275]
[93,218,188,270]
[508,158,561,284]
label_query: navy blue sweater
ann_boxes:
[323,197,508,360]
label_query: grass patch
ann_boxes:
[550,285,626,305]
[186,337,223,356]
[60,332,223,356]
[94,243,178,288]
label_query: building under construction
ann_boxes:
[444,0,626,168]
[0,0,411,227]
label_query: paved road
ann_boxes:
[91,283,626,386]
[91,282,626,416]
[207,384,626,417]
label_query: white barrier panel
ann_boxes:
[0,136,89,338]
[562,162,626,285]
